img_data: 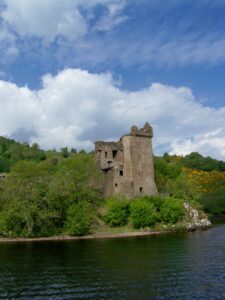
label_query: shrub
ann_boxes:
[160,197,184,224]
[65,201,93,236]
[130,199,158,229]
[104,198,130,227]
[143,195,164,211]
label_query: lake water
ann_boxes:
[0,224,225,299]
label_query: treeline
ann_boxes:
[0,137,46,172]
[0,136,88,172]
[182,152,225,172]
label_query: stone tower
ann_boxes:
[94,123,157,198]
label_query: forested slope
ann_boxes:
[0,137,224,238]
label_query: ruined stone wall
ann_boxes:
[95,141,123,171]
[95,123,158,199]
[103,167,124,198]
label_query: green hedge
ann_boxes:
[103,196,185,228]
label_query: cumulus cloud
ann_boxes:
[0,68,225,160]
[170,129,225,160]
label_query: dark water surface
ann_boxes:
[0,225,225,299]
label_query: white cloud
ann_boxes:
[170,129,225,160]
[1,0,87,42]
[1,0,225,68]
[93,1,128,31]
[0,68,225,160]
[1,0,127,43]
[0,81,41,135]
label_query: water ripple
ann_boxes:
[0,225,225,299]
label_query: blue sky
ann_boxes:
[0,0,225,159]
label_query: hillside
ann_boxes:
[154,153,225,216]
[0,136,47,172]
[0,136,224,238]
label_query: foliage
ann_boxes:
[172,173,202,201]
[0,152,102,237]
[130,199,158,229]
[138,195,164,211]
[0,135,224,237]
[64,202,93,236]
[200,187,225,216]
[182,168,225,193]
[103,198,130,227]
[103,196,187,229]
[0,137,47,172]
[155,152,225,217]
[0,160,57,237]
[154,156,181,195]
[61,147,69,158]
[182,152,225,172]
[0,199,56,237]
[160,197,184,224]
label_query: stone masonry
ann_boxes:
[94,123,158,198]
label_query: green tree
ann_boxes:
[65,201,93,236]
[0,160,57,237]
[154,156,181,195]
[182,152,225,171]
[130,199,158,229]
[200,186,225,216]
[172,173,202,201]
[71,148,77,153]
[61,147,69,158]
[0,157,10,172]
[160,197,184,224]
[47,154,102,226]
[104,198,130,227]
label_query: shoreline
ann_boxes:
[0,227,211,243]
[0,230,170,243]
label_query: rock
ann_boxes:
[184,202,211,230]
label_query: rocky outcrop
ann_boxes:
[184,202,211,230]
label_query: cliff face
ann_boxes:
[184,202,211,230]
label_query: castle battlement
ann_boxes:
[129,122,153,138]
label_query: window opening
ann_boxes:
[112,150,117,159]
[140,187,143,195]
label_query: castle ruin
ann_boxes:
[94,123,157,198]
